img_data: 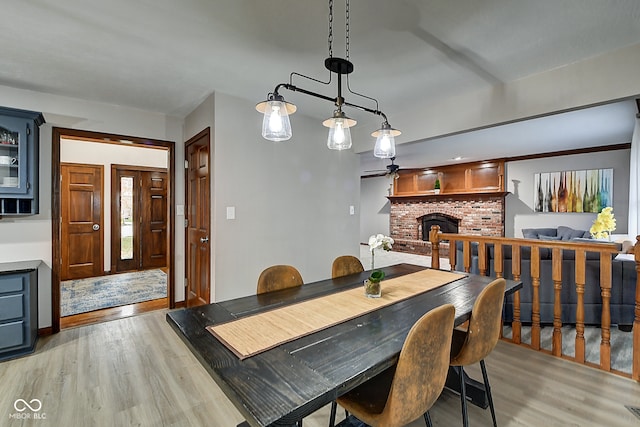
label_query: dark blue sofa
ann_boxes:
[455,226,637,327]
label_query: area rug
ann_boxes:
[61,269,167,317]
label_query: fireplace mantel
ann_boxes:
[388,191,509,203]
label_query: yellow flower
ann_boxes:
[590,207,616,239]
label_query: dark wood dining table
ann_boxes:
[166,263,522,427]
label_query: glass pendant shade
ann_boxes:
[372,123,400,158]
[323,113,356,150]
[261,100,292,141]
[326,118,352,150]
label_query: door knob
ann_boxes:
[200,236,209,243]
[93,224,100,231]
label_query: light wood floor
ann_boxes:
[1,310,638,427]
[60,297,168,329]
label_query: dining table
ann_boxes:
[166,263,522,427]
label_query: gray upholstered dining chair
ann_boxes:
[331,255,364,278]
[449,277,506,427]
[256,264,303,294]
[330,304,456,427]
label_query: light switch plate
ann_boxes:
[349,205,355,215]
[226,206,236,220]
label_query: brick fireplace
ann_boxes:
[389,194,507,256]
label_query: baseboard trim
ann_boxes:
[174,300,186,308]
[38,327,53,336]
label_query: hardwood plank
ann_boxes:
[60,297,168,329]
[168,266,521,426]
[1,310,638,426]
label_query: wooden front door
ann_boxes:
[141,170,169,269]
[112,166,168,273]
[185,128,211,307]
[61,163,104,280]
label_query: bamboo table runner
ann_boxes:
[207,269,465,359]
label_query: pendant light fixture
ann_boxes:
[256,94,296,141]
[372,121,400,158]
[256,0,400,158]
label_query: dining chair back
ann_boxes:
[329,254,366,422]
[256,265,303,295]
[449,277,506,427]
[331,255,364,278]
[334,304,456,427]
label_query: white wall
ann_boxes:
[198,92,360,302]
[360,176,392,243]
[60,139,168,271]
[505,149,630,237]
[0,84,183,328]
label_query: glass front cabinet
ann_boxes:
[0,107,44,215]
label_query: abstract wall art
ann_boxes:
[533,168,612,213]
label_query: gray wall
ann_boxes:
[187,92,361,302]
[360,176,392,243]
[505,149,630,237]
[352,43,640,153]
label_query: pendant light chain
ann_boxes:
[258,0,399,158]
[328,0,333,58]
[328,0,349,60]
[345,0,350,61]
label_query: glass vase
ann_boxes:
[364,279,382,298]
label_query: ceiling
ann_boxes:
[3,1,640,172]
[360,99,639,175]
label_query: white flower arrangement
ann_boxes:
[590,206,616,240]
[368,234,394,270]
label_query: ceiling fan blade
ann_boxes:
[361,171,388,178]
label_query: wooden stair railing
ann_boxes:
[428,225,640,381]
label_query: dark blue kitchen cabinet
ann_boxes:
[0,261,40,361]
[0,107,44,215]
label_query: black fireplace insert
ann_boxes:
[421,213,459,240]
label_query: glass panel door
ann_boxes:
[120,176,134,261]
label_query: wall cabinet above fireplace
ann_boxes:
[392,160,505,197]
[0,107,44,215]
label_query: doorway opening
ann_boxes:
[52,128,175,331]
